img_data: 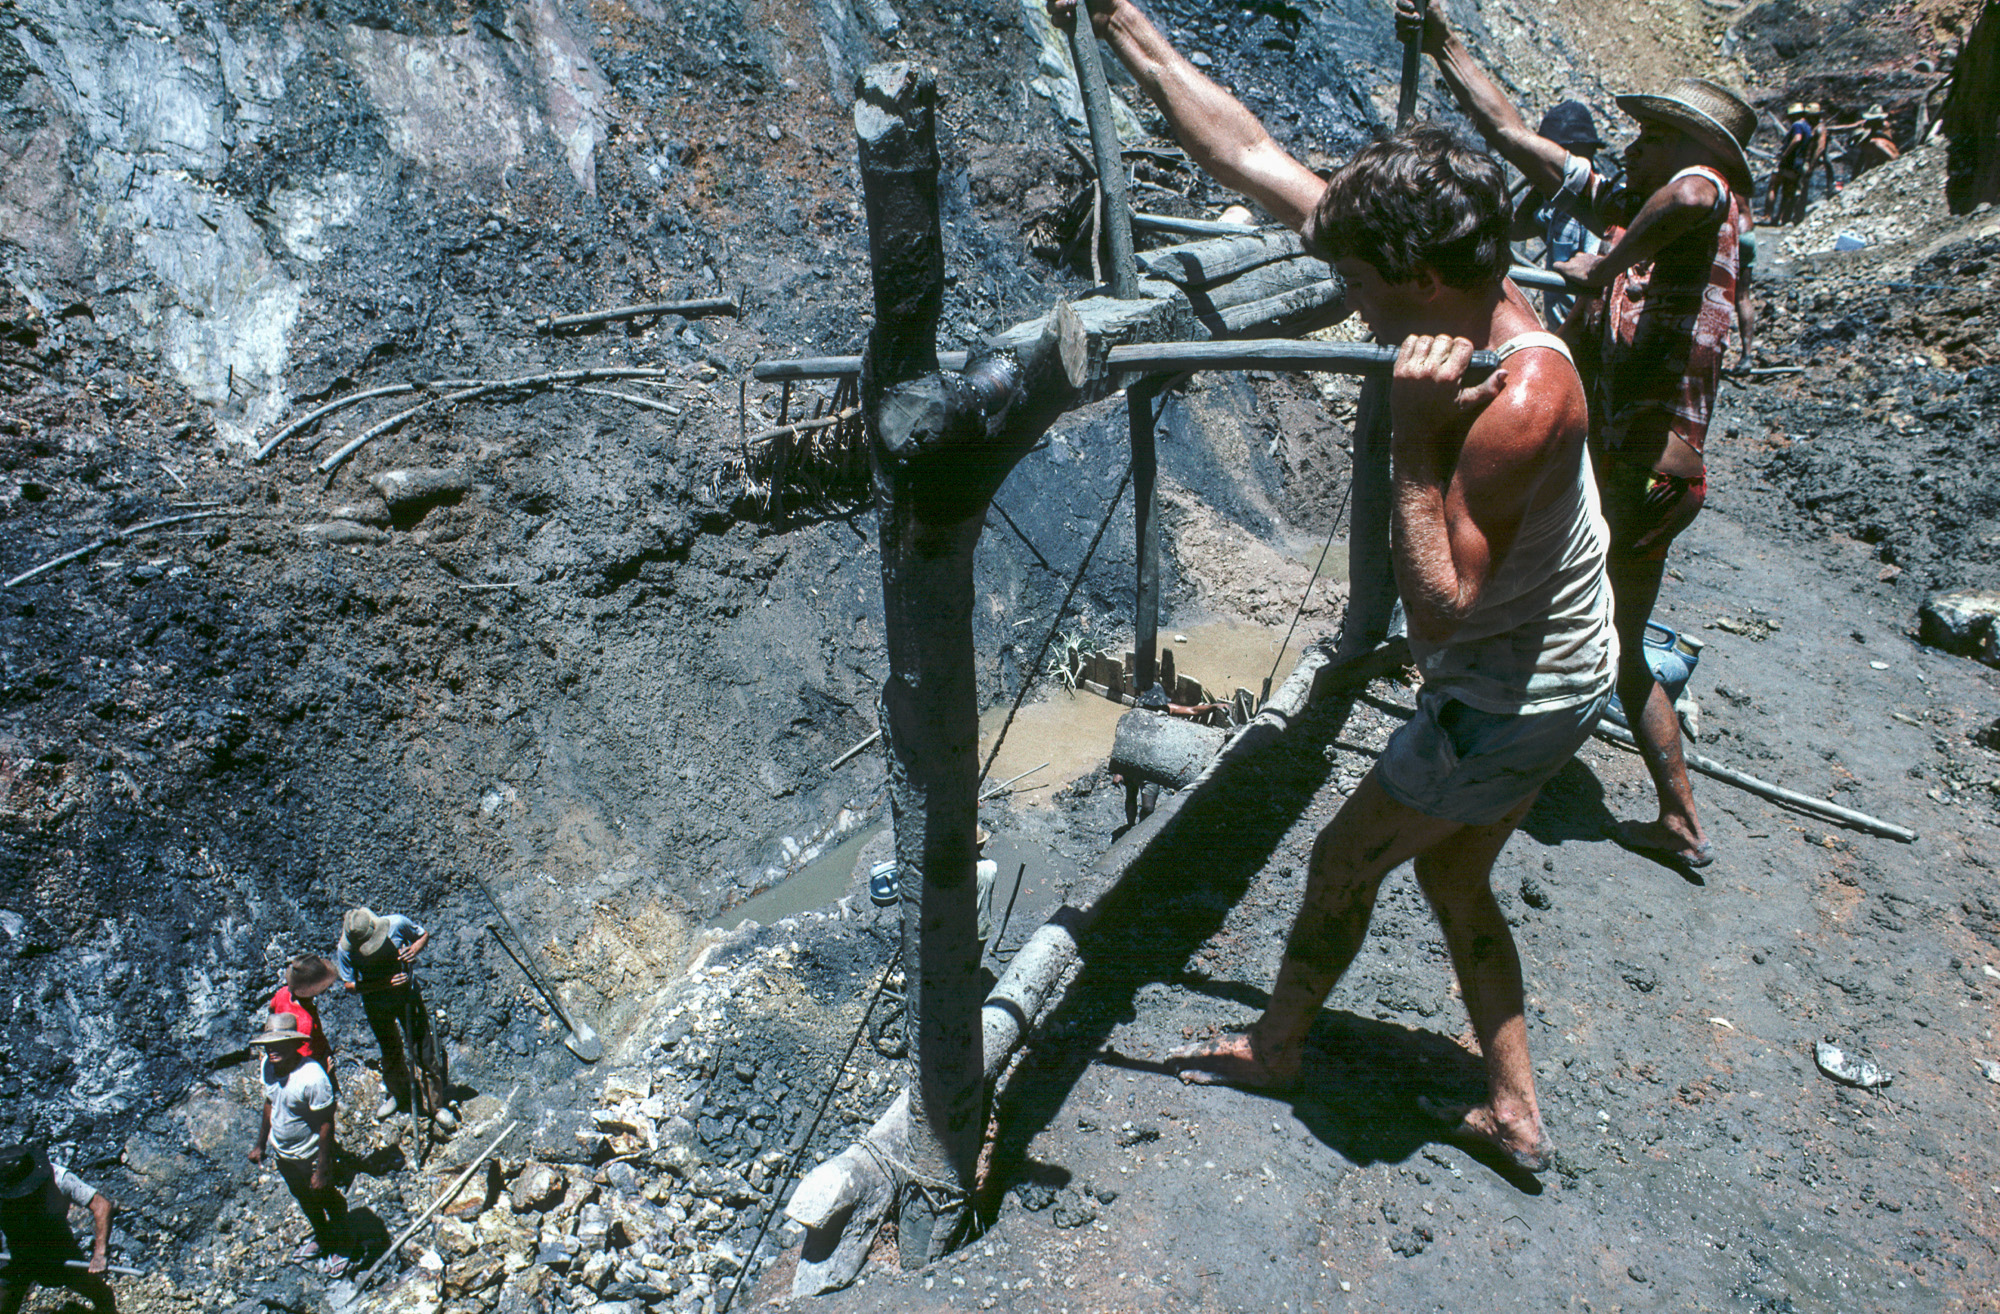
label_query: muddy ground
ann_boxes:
[1,0,1997,1311]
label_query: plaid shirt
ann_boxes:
[1556,161,1751,466]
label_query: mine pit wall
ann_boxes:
[0,0,1341,1252]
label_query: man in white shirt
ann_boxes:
[248,1013,349,1268]
[0,1142,116,1312]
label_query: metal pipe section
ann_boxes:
[1129,379,1162,701]
[755,341,1500,383]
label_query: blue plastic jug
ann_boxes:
[1640,620,1701,702]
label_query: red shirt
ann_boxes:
[270,986,331,1064]
[1561,163,1751,468]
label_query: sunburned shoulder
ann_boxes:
[1466,348,1585,453]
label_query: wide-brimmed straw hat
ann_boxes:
[251,1012,307,1049]
[0,1145,51,1200]
[1785,101,1807,117]
[1616,77,1756,192]
[342,907,393,959]
[287,954,338,998]
[1863,104,1888,123]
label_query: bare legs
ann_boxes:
[1167,772,1547,1163]
[1606,554,1710,865]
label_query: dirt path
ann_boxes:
[775,403,2000,1311]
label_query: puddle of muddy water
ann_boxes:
[979,619,1308,804]
[711,818,885,931]
[718,622,1309,927]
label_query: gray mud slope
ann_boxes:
[0,0,1373,1269]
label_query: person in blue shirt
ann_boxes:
[1509,100,1605,326]
[338,908,456,1132]
[1765,103,1813,225]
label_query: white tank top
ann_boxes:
[1407,332,1618,713]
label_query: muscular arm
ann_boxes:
[1052,0,1325,230]
[1555,170,1722,291]
[1388,338,1574,642]
[1401,0,1569,195]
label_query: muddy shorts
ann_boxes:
[1375,686,1611,827]
[1597,460,1706,563]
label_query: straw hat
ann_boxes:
[251,1012,307,1049]
[1862,104,1888,124]
[1805,102,1824,117]
[0,1145,51,1200]
[286,954,337,998]
[342,907,393,959]
[1785,101,1807,118]
[1616,77,1757,192]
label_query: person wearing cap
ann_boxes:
[1511,100,1607,326]
[0,1144,115,1313]
[248,1013,348,1268]
[336,908,455,1131]
[1767,102,1814,225]
[1405,0,1752,871]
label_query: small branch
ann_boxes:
[253,383,423,463]
[556,384,683,413]
[746,406,859,446]
[315,368,676,475]
[5,510,240,589]
[826,729,882,772]
[533,297,738,333]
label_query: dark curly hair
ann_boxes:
[1302,125,1511,292]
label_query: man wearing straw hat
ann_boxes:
[1405,0,1756,872]
[337,908,456,1131]
[248,1013,348,1270]
[1834,105,1901,179]
[1767,102,1813,225]
[0,1143,116,1312]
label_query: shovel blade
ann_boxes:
[564,1025,603,1063]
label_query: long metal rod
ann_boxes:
[1398,0,1430,128]
[1068,20,1137,296]
[352,1121,520,1293]
[1593,719,1917,843]
[755,341,1499,384]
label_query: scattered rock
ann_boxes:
[1615,960,1659,993]
[1814,1040,1893,1089]
[511,1162,567,1214]
[1520,875,1553,910]
[368,466,472,514]
[1917,590,2000,665]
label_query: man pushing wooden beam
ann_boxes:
[1049,0,1617,1173]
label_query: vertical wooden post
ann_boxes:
[1338,377,1397,656]
[1129,378,1162,698]
[1342,0,1429,656]
[1067,17,1138,296]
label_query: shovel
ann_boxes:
[468,871,602,1062]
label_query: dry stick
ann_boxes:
[4,510,240,589]
[315,368,675,475]
[556,384,683,413]
[252,383,421,463]
[978,762,1048,802]
[827,729,883,772]
[746,407,859,447]
[351,1120,520,1294]
[1591,719,1917,843]
[534,297,738,333]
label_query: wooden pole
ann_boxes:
[351,1121,519,1293]
[1067,16,1138,296]
[1130,378,1163,700]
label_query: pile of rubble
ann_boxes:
[357,902,902,1313]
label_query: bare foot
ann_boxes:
[1609,818,1713,869]
[1165,1029,1300,1089]
[1416,1095,1549,1173]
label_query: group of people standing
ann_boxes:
[1766,100,1902,225]
[247,907,454,1275]
[1050,0,1750,1168]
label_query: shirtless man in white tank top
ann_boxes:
[1051,0,1615,1172]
